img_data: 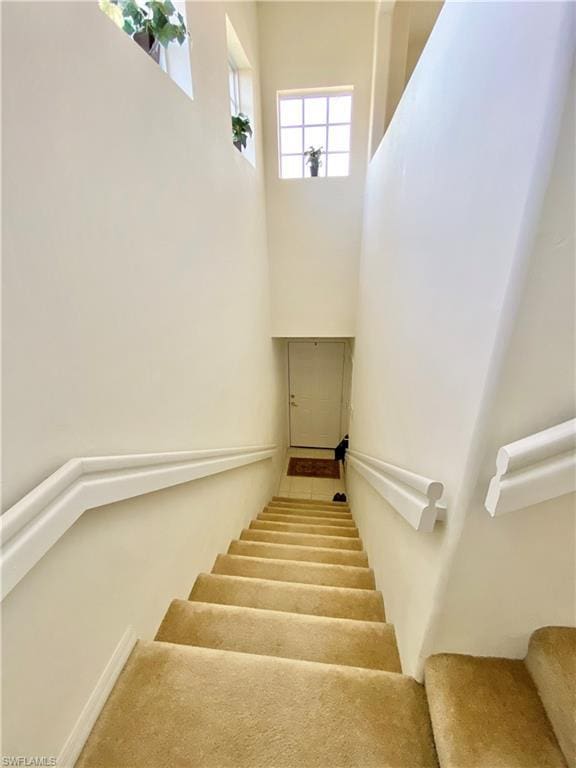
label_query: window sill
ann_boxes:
[232,144,256,169]
[278,175,351,182]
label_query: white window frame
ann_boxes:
[277,88,353,180]
[228,58,241,116]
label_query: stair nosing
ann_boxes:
[151,639,405,681]
[250,522,360,536]
[239,528,365,552]
[266,505,353,516]
[240,528,363,547]
[257,521,357,530]
[268,502,351,510]
[273,496,349,507]
[229,539,368,559]
[168,598,391,631]
[216,552,372,571]
[192,572,383,598]
[214,553,374,589]
[261,511,354,518]
[157,600,399,673]
[258,514,357,525]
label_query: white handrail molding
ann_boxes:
[1,444,277,601]
[485,418,576,517]
[347,449,446,532]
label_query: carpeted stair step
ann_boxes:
[425,653,567,768]
[272,496,349,509]
[250,519,359,537]
[265,505,353,520]
[269,500,350,513]
[258,512,356,527]
[240,527,363,550]
[76,642,437,768]
[525,626,576,767]
[156,599,401,672]
[189,573,386,621]
[228,539,369,567]
[212,554,375,589]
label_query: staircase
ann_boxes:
[75,497,575,768]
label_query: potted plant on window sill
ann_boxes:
[232,113,253,153]
[100,0,188,64]
[305,146,323,177]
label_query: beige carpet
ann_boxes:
[525,627,576,767]
[250,518,359,536]
[239,526,364,550]
[228,538,369,566]
[189,572,386,621]
[258,511,357,526]
[263,503,353,519]
[156,599,401,671]
[272,496,349,507]
[212,553,375,589]
[76,642,435,768]
[425,654,568,768]
[76,495,574,768]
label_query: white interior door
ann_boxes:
[289,342,345,448]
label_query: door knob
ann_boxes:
[290,402,299,407]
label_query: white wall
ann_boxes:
[340,340,354,437]
[2,0,287,756]
[2,462,280,759]
[368,0,443,158]
[431,75,576,658]
[349,0,574,677]
[2,0,284,510]
[258,2,375,337]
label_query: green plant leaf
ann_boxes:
[123,19,135,34]
[123,0,144,25]
[100,0,125,28]
[156,21,179,46]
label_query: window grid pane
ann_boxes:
[304,97,327,126]
[326,152,350,177]
[281,126,303,154]
[281,154,304,179]
[278,91,352,179]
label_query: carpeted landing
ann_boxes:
[76,497,575,768]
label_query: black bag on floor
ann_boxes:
[334,435,349,463]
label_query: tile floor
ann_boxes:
[278,448,347,501]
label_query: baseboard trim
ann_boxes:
[57,626,137,767]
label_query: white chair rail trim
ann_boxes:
[485,418,576,516]
[0,444,277,601]
[347,449,446,532]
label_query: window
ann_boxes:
[99,0,193,99]
[228,59,240,116]
[225,15,255,167]
[278,90,353,179]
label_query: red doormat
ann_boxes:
[287,457,340,479]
